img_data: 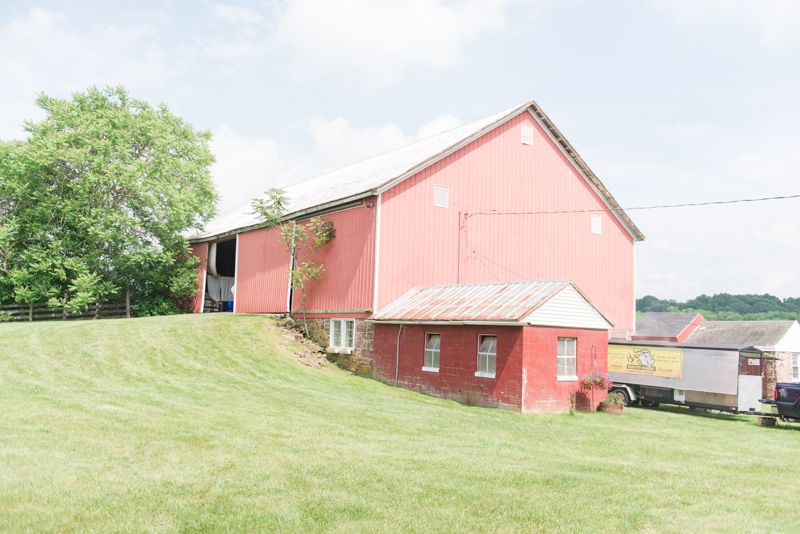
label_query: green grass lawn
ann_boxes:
[1,314,798,533]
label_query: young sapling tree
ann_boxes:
[251,188,335,335]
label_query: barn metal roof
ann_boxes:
[683,321,797,348]
[370,279,605,324]
[189,100,644,243]
[634,312,702,338]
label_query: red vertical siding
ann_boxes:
[521,327,608,414]
[373,324,525,410]
[189,242,207,313]
[377,111,635,330]
[291,200,376,314]
[237,226,292,313]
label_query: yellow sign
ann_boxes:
[608,345,683,378]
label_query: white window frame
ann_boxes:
[591,215,602,235]
[792,353,799,382]
[557,337,577,381]
[329,319,355,351]
[475,334,497,378]
[521,124,534,146]
[422,333,440,372]
[433,184,449,208]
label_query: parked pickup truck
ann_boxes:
[760,383,800,423]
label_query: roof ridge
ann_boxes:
[410,279,571,290]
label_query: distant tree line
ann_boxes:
[637,293,800,322]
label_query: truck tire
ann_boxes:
[611,388,631,406]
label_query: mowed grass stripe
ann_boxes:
[0,314,798,533]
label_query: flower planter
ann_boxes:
[598,402,623,416]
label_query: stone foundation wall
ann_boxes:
[773,351,797,384]
[296,317,374,376]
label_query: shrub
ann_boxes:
[603,392,625,405]
[132,295,180,317]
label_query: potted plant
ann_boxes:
[599,391,625,416]
[578,373,614,413]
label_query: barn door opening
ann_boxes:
[204,237,237,312]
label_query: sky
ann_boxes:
[2,0,799,302]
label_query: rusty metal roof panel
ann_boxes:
[372,280,572,322]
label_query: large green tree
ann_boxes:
[0,86,218,311]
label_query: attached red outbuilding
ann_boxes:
[370,279,613,413]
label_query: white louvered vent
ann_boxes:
[434,185,449,208]
[591,215,602,235]
[521,124,533,146]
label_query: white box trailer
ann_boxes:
[607,340,772,413]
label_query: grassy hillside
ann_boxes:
[1,314,798,533]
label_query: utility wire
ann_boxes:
[464,194,800,218]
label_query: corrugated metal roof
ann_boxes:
[634,312,702,338]
[189,99,644,243]
[372,279,579,323]
[683,321,797,348]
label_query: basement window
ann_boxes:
[330,319,355,350]
[475,335,497,378]
[557,337,577,381]
[423,333,440,372]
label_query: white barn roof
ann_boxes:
[189,100,644,243]
[370,280,614,329]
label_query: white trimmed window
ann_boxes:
[793,354,799,381]
[521,124,533,146]
[591,215,602,235]
[330,319,355,349]
[557,337,577,380]
[423,333,440,372]
[434,185,449,208]
[476,335,497,378]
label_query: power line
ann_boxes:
[464,194,800,218]
[649,227,800,236]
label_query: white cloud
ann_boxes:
[210,4,265,24]
[307,115,414,171]
[203,4,270,60]
[272,0,510,87]
[417,114,461,139]
[651,0,800,47]
[0,8,169,140]
[210,126,305,216]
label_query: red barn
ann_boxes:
[187,99,644,407]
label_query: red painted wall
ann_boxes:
[373,323,609,413]
[521,327,608,414]
[236,226,292,313]
[189,242,207,313]
[377,111,635,330]
[291,199,376,314]
[373,324,525,410]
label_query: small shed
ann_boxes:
[369,280,614,413]
[632,313,705,343]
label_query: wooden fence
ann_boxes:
[0,293,132,322]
